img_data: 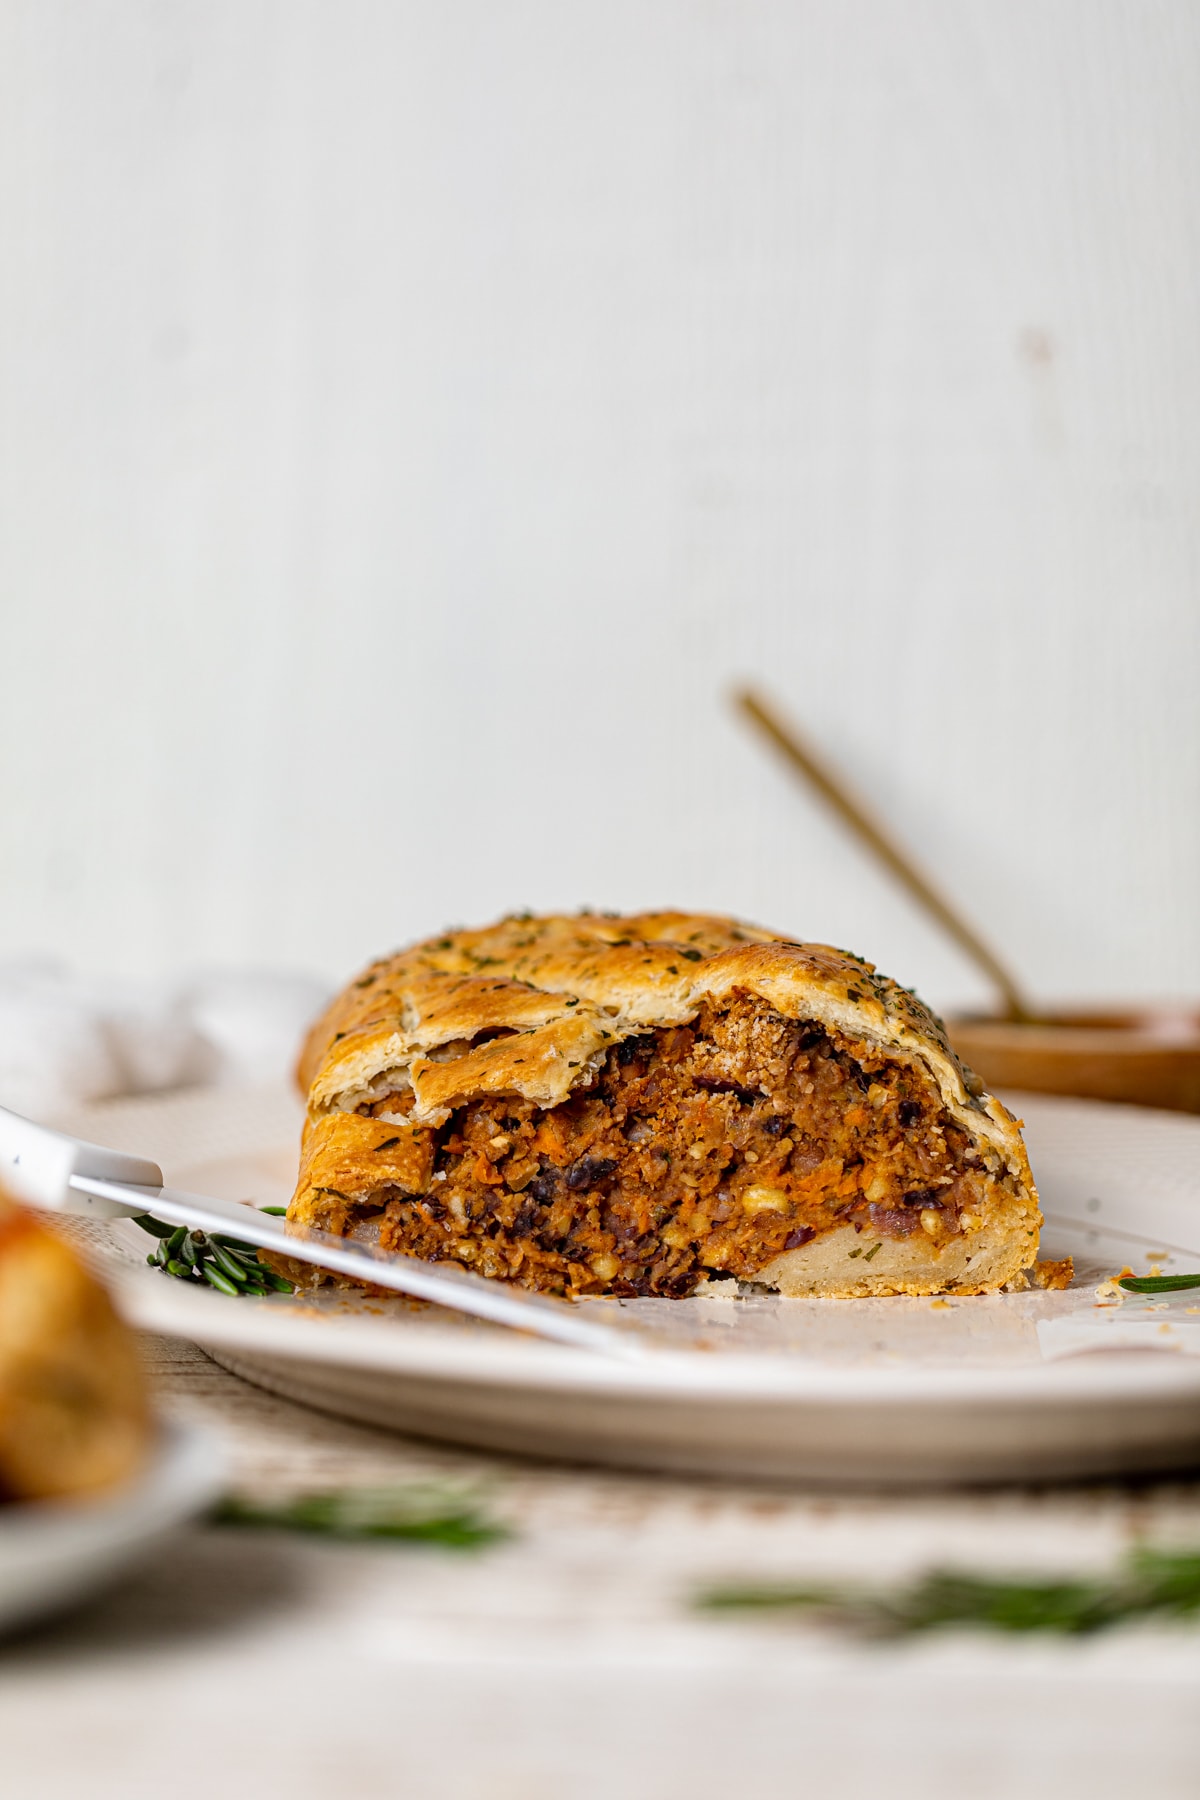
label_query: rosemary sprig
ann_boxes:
[697,1545,1200,1638]
[1118,1273,1200,1294]
[133,1209,294,1296]
[212,1485,509,1550]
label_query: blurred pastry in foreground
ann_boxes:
[290,911,1055,1300]
[0,1191,150,1502]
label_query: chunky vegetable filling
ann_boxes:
[344,994,1009,1299]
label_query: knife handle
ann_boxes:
[0,1105,164,1219]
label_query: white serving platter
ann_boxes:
[73,1088,1200,1486]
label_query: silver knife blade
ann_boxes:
[69,1173,647,1360]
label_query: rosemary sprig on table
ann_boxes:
[1118,1272,1200,1294]
[212,1486,509,1549]
[133,1211,294,1296]
[697,1545,1200,1638]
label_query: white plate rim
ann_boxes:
[99,1249,1200,1406]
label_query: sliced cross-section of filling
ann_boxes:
[290,990,1037,1298]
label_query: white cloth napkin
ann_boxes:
[0,962,332,1117]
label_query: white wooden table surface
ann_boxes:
[6,1293,1200,1795]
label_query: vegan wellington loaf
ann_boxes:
[289,911,1056,1300]
[0,1189,150,1501]
[287,914,1050,1296]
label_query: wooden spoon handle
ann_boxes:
[735,686,1033,1024]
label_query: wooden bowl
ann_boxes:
[946,1006,1200,1113]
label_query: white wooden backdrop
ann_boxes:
[2,1,1198,1012]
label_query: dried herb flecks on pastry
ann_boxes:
[284,912,1044,1300]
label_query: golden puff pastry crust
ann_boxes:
[0,1191,151,1501]
[292,911,1044,1299]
